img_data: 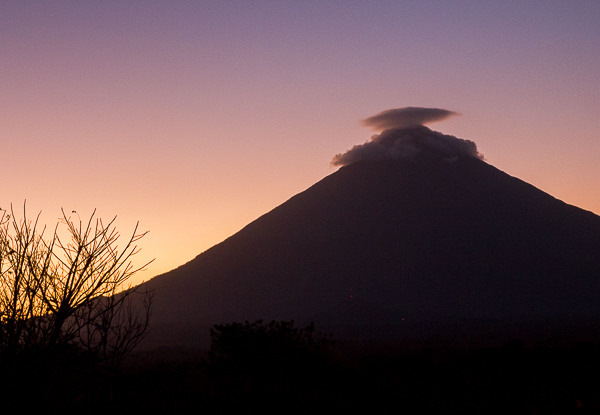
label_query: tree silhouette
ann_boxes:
[0,203,153,367]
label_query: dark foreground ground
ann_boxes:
[114,339,600,414]
[5,333,600,414]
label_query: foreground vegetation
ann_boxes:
[0,205,152,412]
[3,316,600,413]
[119,337,600,415]
[8,322,593,414]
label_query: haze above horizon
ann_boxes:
[1,1,599,285]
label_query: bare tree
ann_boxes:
[73,285,153,368]
[0,203,153,367]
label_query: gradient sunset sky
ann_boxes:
[1,1,599,285]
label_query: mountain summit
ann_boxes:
[142,126,600,347]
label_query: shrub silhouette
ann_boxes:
[208,319,331,381]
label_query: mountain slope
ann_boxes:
[142,154,600,346]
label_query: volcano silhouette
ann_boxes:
[142,127,600,347]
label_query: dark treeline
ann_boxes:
[119,339,600,414]
[10,320,597,414]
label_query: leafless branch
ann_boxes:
[0,203,153,368]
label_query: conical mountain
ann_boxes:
[142,127,600,347]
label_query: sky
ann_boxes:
[1,1,599,286]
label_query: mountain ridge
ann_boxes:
[141,153,600,347]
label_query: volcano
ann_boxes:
[141,126,600,347]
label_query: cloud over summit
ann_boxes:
[363,107,459,131]
[332,108,483,167]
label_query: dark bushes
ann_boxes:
[208,319,331,381]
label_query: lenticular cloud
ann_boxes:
[363,107,459,131]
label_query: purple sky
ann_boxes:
[1,1,599,284]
